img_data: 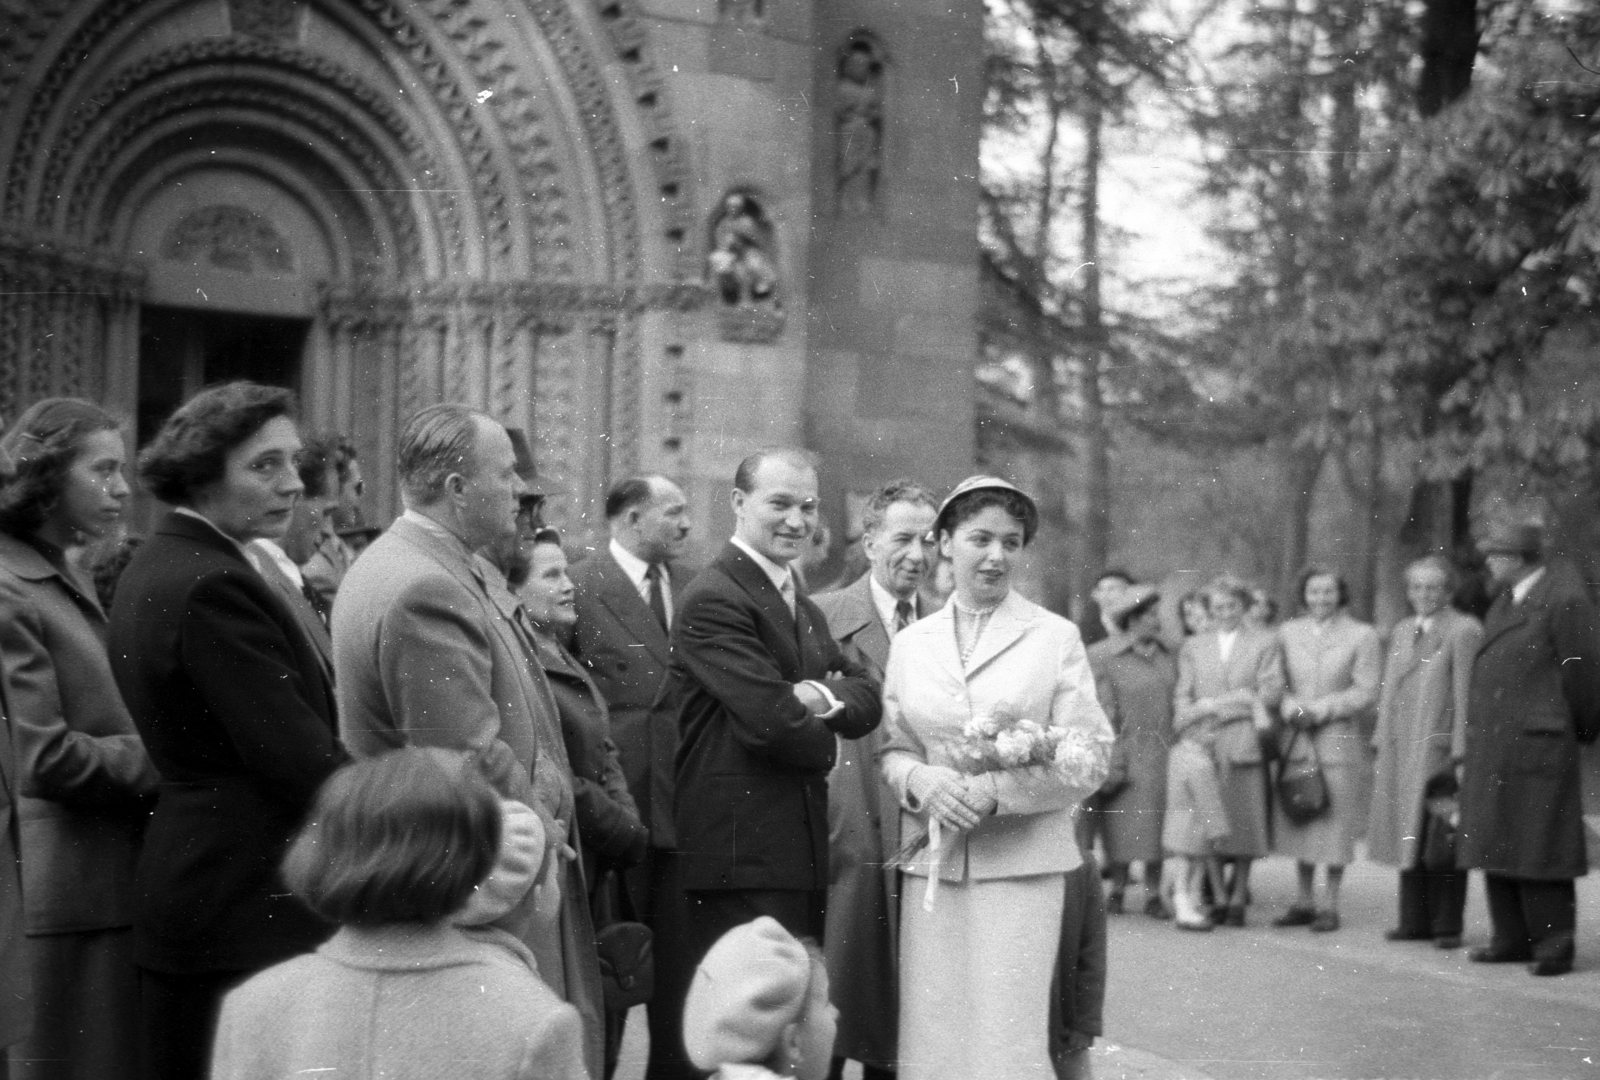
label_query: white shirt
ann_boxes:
[248,538,305,589]
[729,535,842,717]
[1217,628,1239,665]
[610,537,673,625]
[1512,567,1546,605]
[869,573,916,638]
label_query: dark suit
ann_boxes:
[108,511,348,1080]
[672,543,881,958]
[813,574,904,1073]
[570,547,696,1080]
[1459,561,1600,964]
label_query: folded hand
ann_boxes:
[907,764,986,831]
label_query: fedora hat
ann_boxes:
[1104,582,1160,627]
[1476,521,1542,557]
[933,475,1039,544]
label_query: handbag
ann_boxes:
[1096,741,1130,800]
[594,871,654,1012]
[1275,727,1330,824]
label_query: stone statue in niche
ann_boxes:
[707,192,778,308]
[161,205,294,274]
[835,35,885,215]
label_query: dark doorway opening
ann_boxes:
[136,305,308,444]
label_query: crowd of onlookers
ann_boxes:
[1,381,1595,1080]
[1077,550,1598,979]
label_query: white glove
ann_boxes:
[906,764,985,831]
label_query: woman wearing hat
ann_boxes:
[880,477,1113,1080]
[1085,583,1176,918]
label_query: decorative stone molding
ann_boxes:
[835,31,886,217]
[162,204,295,273]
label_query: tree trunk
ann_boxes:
[1418,0,1479,118]
[1276,443,1325,608]
[1077,25,1111,596]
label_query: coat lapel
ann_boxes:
[592,550,672,667]
[0,535,104,625]
[1478,590,1527,655]
[837,575,892,678]
[719,544,801,659]
[962,591,1033,678]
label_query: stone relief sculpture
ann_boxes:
[161,205,294,274]
[708,191,784,342]
[708,191,777,308]
[835,34,885,215]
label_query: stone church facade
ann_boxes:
[0,0,981,552]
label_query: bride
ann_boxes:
[880,476,1112,1080]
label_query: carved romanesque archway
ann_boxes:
[0,0,702,524]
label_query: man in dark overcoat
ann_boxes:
[570,474,697,1080]
[672,448,882,961]
[812,479,939,1080]
[1459,522,1600,976]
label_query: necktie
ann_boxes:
[779,574,797,617]
[646,562,669,630]
[894,598,914,634]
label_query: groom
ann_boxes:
[672,448,882,960]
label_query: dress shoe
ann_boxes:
[1384,928,1431,942]
[1433,935,1462,950]
[1144,895,1171,920]
[1310,911,1341,933]
[1272,905,1317,928]
[1468,944,1532,963]
[1175,916,1214,932]
[1529,956,1573,977]
[1224,905,1246,927]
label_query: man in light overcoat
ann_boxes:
[1459,522,1600,976]
[331,404,603,1074]
[1369,555,1483,947]
[813,479,939,1080]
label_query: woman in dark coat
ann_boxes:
[1085,583,1175,918]
[0,399,160,1080]
[516,525,647,1077]
[107,382,348,1080]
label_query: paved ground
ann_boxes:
[616,846,1600,1080]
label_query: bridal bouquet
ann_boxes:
[889,704,1111,910]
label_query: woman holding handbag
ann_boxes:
[1271,567,1381,932]
[515,523,649,1078]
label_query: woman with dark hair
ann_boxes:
[1085,583,1175,918]
[517,524,647,1078]
[106,381,348,1080]
[1174,576,1285,926]
[0,398,159,1079]
[210,747,586,1080]
[1271,566,1381,932]
[880,476,1113,1080]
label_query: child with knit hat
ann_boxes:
[683,917,838,1080]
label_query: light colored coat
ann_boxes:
[331,515,602,1079]
[812,572,905,1069]
[1278,612,1382,767]
[1368,607,1482,867]
[210,924,589,1080]
[1173,627,1285,763]
[880,590,1112,883]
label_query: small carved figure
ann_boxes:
[835,37,884,215]
[707,192,778,308]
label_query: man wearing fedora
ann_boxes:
[1458,522,1600,976]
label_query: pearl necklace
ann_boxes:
[953,596,1001,665]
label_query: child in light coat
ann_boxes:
[682,917,838,1080]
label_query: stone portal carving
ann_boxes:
[161,205,294,274]
[228,0,303,43]
[708,191,783,342]
[835,34,885,216]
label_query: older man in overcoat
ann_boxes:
[332,404,604,1074]
[813,479,939,1080]
[1459,522,1600,976]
